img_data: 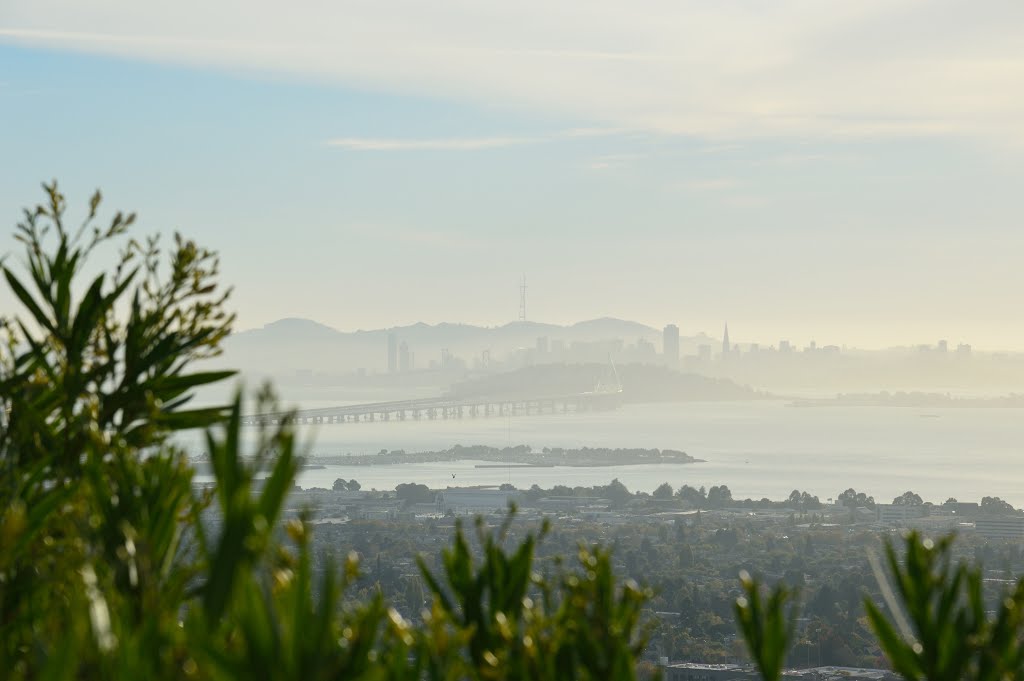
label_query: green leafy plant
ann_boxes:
[865,532,1024,681]
[733,570,798,681]
[418,513,656,681]
[0,183,657,680]
[0,182,235,678]
[735,532,1024,681]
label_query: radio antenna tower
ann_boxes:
[518,275,527,322]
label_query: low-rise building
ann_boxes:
[436,488,521,515]
[665,663,754,681]
[536,496,611,512]
[876,504,930,526]
[947,502,980,517]
[975,515,1024,541]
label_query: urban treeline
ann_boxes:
[3,184,1024,679]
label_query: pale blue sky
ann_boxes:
[2,2,1024,349]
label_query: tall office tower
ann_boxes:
[398,340,411,373]
[663,324,680,363]
[721,323,730,358]
[387,331,398,373]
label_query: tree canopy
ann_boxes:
[891,490,924,506]
[653,482,674,499]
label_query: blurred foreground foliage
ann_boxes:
[5,184,1024,681]
[0,184,653,680]
[739,531,1024,681]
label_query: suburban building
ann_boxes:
[435,488,521,515]
[975,515,1024,541]
[876,504,930,526]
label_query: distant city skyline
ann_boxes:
[239,314,992,355]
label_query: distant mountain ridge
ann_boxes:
[232,316,660,340]
[222,317,679,377]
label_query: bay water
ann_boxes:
[189,401,1024,507]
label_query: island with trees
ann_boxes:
[313,444,702,467]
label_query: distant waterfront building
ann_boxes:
[398,341,411,373]
[636,337,657,358]
[387,332,398,373]
[975,516,1024,541]
[663,324,680,363]
[957,343,972,356]
[536,336,549,355]
[697,344,712,362]
[937,339,948,353]
[721,324,730,358]
[779,340,792,354]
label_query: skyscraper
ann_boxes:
[398,340,411,372]
[663,324,679,363]
[721,323,730,358]
[387,331,397,373]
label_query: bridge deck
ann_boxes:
[244,390,622,424]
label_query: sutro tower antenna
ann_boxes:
[518,275,527,322]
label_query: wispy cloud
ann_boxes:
[562,127,635,139]
[326,135,543,151]
[5,3,1024,141]
[326,127,626,152]
[342,222,490,250]
[682,178,738,192]
[585,153,646,171]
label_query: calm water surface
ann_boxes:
[189,401,1024,506]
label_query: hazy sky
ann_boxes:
[2,1,1024,349]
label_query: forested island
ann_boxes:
[313,444,702,467]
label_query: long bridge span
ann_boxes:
[241,390,623,426]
